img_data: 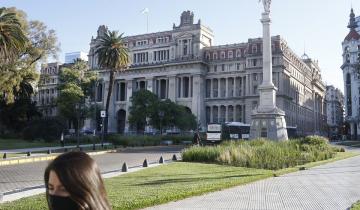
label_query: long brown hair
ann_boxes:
[44,151,111,210]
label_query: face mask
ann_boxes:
[49,194,79,210]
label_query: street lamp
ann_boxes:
[159,111,164,135]
[75,103,80,148]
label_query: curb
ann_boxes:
[0,149,117,167]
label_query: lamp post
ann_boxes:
[159,111,164,135]
[93,81,99,150]
[75,103,80,148]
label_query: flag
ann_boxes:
[141,8,149,14]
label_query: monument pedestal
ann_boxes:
[250,108,288,141]
[249,2,288,141]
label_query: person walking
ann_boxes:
[193,132,201,146]
[44,151,111,210]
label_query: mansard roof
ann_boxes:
[344,29,360,41]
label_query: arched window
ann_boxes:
[213,52,218,60]
[236,49,241,57]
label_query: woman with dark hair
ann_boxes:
[44,151,111,210]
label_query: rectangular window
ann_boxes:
[221,64,225,71]
[236,63,241,70]
[214,65,217,72]
[253,59,257,67]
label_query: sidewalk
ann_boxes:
[145,150,360,210]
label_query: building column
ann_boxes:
[180,77,184,98]
[168,76,176,101]
[146,78,153,93]
[241,105,245,123]
[242,77,246,96]
[225,78,229,98]
[210,79,213,98]
[233,105,237,122]
[192,75,206,129]
[218,78,221,98]
[225,106,229,122]
[217,106,221,123]
[125,80,133,133]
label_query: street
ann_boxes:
[0,146,184,194]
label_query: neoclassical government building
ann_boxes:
[88,11,327,135]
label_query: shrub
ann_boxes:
[182,146,222,162]
[182,136,337,170]
[22,118,65,142]
[301,135,328,147]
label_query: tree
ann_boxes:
[94,30,129,133]
[128,90,197,133]
[128,90,159,132]
[0,7,28,61]
[57,60,97,132]
[0,7,59,103]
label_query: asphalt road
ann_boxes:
[0,145,184,194]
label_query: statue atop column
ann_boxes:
[259,0,271,13]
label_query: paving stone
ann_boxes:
[144,153,360,210]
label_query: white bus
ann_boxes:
[206,124,222,143]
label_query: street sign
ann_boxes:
[100,110,106,118]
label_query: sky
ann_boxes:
[2,0,360,92]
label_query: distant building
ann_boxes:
[87,11,327,135]
[34,62,62,117]
[356,16,360,33]
[65,51,88,64]
[341,8,360,139]
[325,85,344,136]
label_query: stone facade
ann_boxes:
[33,62,62,117]
[341,9,360,139]
[88,11,327,136]
[325,85,344,136]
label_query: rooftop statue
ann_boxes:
[259,0,271,13]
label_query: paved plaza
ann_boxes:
[145,151,360,210]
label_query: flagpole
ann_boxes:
[146,12,149,33]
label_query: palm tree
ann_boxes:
[0,7,28,62]
[94,29,129,133]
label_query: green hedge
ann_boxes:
[182,136,340,170]
[107,134,193,147]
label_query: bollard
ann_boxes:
[92,145,96,151]
[79,147,83,151]
[172,154,177,161]
[47,149,51,154]
[27,151,31,157]
[122,162,128,172]
[159,156,164,164]
[3,153,6,159]
[143,159,148,167]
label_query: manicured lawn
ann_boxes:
[337,141,360,148]
[352,201,360,210]
[0,138,64,150]
[0,152,357,210]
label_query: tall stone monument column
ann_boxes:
[249,0,288,141]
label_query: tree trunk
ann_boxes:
[104,70,115,134]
